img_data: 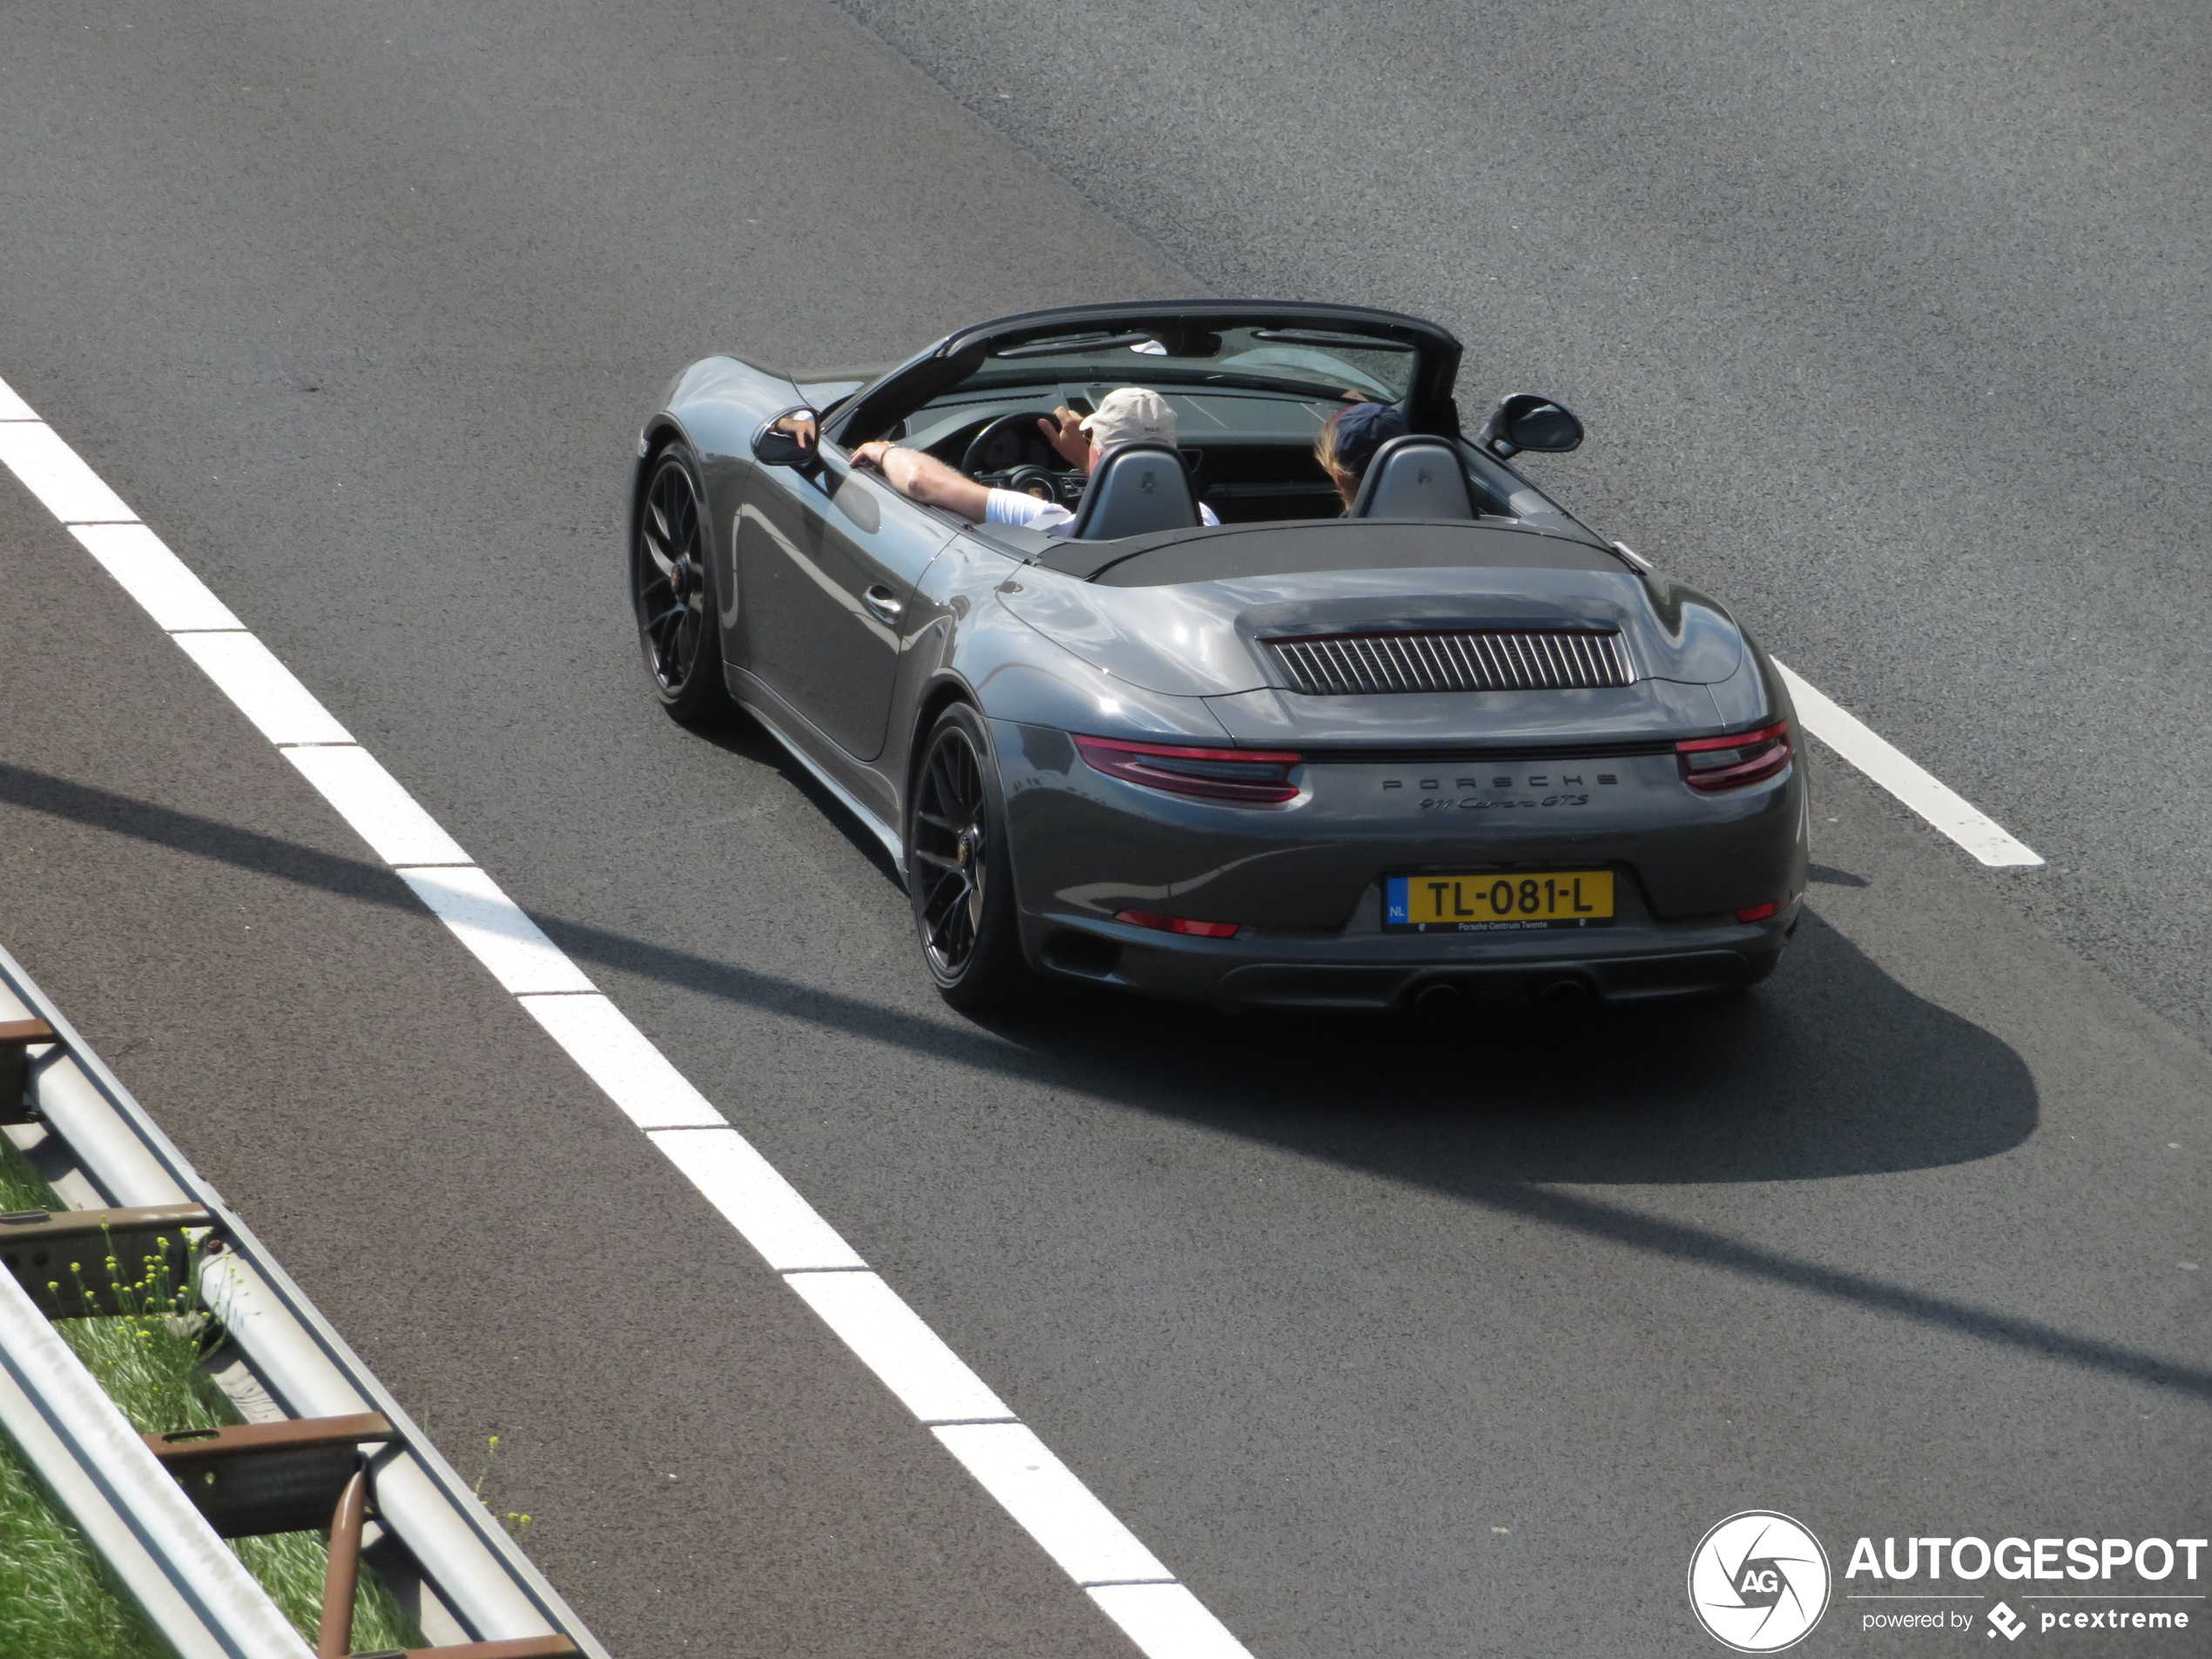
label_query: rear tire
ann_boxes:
[632,446,731,725]
[907,705,1037,1011]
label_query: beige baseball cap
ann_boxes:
[1079,386,1178,448]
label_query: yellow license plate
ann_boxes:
[1385,870,1615,932]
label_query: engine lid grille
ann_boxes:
[1264,629,1634,696]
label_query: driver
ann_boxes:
[842,387,1220,536]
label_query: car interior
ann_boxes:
[866,321,1523,533]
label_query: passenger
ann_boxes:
[846,387,1220,535]
[1315,398,1410,511]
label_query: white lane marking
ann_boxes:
[1776,659,2044,867]
[68,524,246,631]
[1089,1584,1256,1659]
[2,395,1257,1658]
[933,1423,1176,1586]
[170,632,355,745]
[395,867,597,995]
[0,421,139,523]
[517,994,727,1130]
[785,1271,1016,1425]
[281,745,471,867]
[644,1129,867,1271]
[0,373,37,421]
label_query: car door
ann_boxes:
[733,447,955,761]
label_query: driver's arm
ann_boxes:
[848,441,992,523]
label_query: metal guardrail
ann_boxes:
[0,1259,314,1659]
[0,942,610,1659]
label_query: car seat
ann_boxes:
[1347,435,1478,519]
[1067,443,1201,539]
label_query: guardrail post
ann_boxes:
[0,1015,55,1123]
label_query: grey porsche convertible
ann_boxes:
[630,300,1807,1012]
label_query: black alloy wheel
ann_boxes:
[633,448,729,723]
[907,705,1035,1009]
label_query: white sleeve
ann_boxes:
[985,489,1075,530]
[1200,502,1221,526]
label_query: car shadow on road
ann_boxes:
[970,930,2212,1404]
[979,906,2035,1188]
[692,711,907,884]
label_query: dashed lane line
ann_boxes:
[1776,660,2043,868]
[0,371,1249,1659]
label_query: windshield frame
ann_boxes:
[826,300,1464,446]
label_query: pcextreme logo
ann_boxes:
[1689,1511,1833,1652]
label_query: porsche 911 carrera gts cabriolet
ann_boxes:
[630,300,1807,1011]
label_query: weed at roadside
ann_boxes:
[0,1133,421,1653]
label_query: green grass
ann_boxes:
[0,1134,423,1658]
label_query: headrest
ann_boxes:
[1066,443,1200,540]
[1347,435,1477,520]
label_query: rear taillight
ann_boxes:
[1676,719,1792,792]
[1115,910,1241,939]
[1075,735,1302,804]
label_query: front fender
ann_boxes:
[636,357,812,644]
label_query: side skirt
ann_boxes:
[733,689,908,881]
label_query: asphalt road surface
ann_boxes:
[1,3,2207,1656]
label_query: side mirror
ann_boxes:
[1476,393,1584,460]
[753,411,819,468]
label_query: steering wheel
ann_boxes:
[961,410,1063,476]
[1002,465,1062,504]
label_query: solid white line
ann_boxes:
[645,1128,867,1271]
[281,745,472,867]
[0,422,138,522]
[0,374,37,421]
[784,1271,1016,1425]
[1776,659,2044,867]
[394,867,597,995]
[1088,1584,1256,1659]
[68,524,246,631]
[933,1423,1176,1586]
[171,631,355,746]
[516,994,727,1130]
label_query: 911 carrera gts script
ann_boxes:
[1422,793,1589,810]
[1389,769,1620,811]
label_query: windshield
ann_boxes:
[939,323,1418,406]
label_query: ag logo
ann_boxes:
[1689,1511,1831,1652]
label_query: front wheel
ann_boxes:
[633,447,731,724]
[907,705,1037,1010]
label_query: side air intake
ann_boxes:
[1264,630,1634,696]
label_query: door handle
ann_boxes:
[861,584,905,624]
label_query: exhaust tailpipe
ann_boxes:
[1412,982,1463,1020]
[1535,977,1592,1015]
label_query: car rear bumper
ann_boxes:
[1021,905,1797,1009]
[992,715,1808,1008]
